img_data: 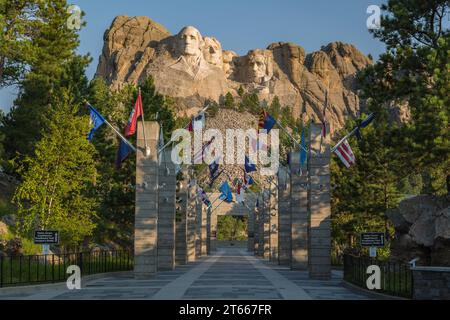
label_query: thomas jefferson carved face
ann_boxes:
[177,26,203,58]
[203,37,222,66]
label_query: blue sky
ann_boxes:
[0,0,386,112]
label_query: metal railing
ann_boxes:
[343,254,413,299]
[0,250,133,288]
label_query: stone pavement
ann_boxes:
[0,248,375,300]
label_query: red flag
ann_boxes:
[124,93,143,137]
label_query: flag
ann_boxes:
[355,113,375,140]
[219,181,233,203]
[360,113,375,128]
[258,110,276,133]
[87,105,106,141]
[300,127,307,167]
[193,137,215,163]
[115,139,134,170]
[243,170,254,189]
[193,112,205,130]
[245,156,257,173]
[208,158,223,187]
[187,112,206,132]
[250,136,268,153]
[124,93,143,137]
[236,182,244,203]
[334,139,356,168]
[197,188,212,208]
[158,125,165,164]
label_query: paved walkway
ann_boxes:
[0,248,374,300]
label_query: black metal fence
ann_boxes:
[0,250,133,288]
[343,254,413,299]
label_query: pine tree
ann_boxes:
[12,91,97,248]
[224,92,235,109]
[357,0,449,194]
[1,0,90,164]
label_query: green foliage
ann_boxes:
[224,92,235,109]
[357,0,449,195]
[0,0,84,87]
[331,116,404,257]
[1,3,90,164]
[239,92,260,115]
[217,215,247,241]
[12,91,98,248]
[237,86,244,97]
[86,75,176,248]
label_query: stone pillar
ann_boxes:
[258,193,265,257]
[195,197,202,257]
[186,177,197,262]
[210,210,217,253]
[247,209,254,252]
[308,123,331,280]
[253,195,260,255]
[201,205,208,256]
[175,172,188,266]
[290,151,309,270]
[268,179,279,263]
[277,166,291,266]
[261,189,271,259]
[157,149,176,271]
[134,121,159,279]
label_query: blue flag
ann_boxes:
[219,181,233,203]
[115,139,134,170]
[259,110,276,133]
[355,113,375,140]
[360,113,375,128]
[87,105,106,141]
[300,128,307,167]
[245,156,257,173]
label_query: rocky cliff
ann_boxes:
[386,195,450,266]
[95,16,373,133]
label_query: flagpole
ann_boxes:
[158,104,211,154]
[209,198,226,215]
[86,102,136,152]
[139,87,150,157]
[273,119,310,154]
[331,126,359,153]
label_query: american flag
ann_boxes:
[193,137,215,164]
[333,139,356,168]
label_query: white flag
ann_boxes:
[193,112,205,130]
[333,139,356,168]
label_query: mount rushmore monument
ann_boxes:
[95,16,373,132]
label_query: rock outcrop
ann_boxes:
[95,16,373,132]
[386,195,450,266]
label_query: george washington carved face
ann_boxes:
[177,26,204,58]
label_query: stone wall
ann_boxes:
[412,267,450,300]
